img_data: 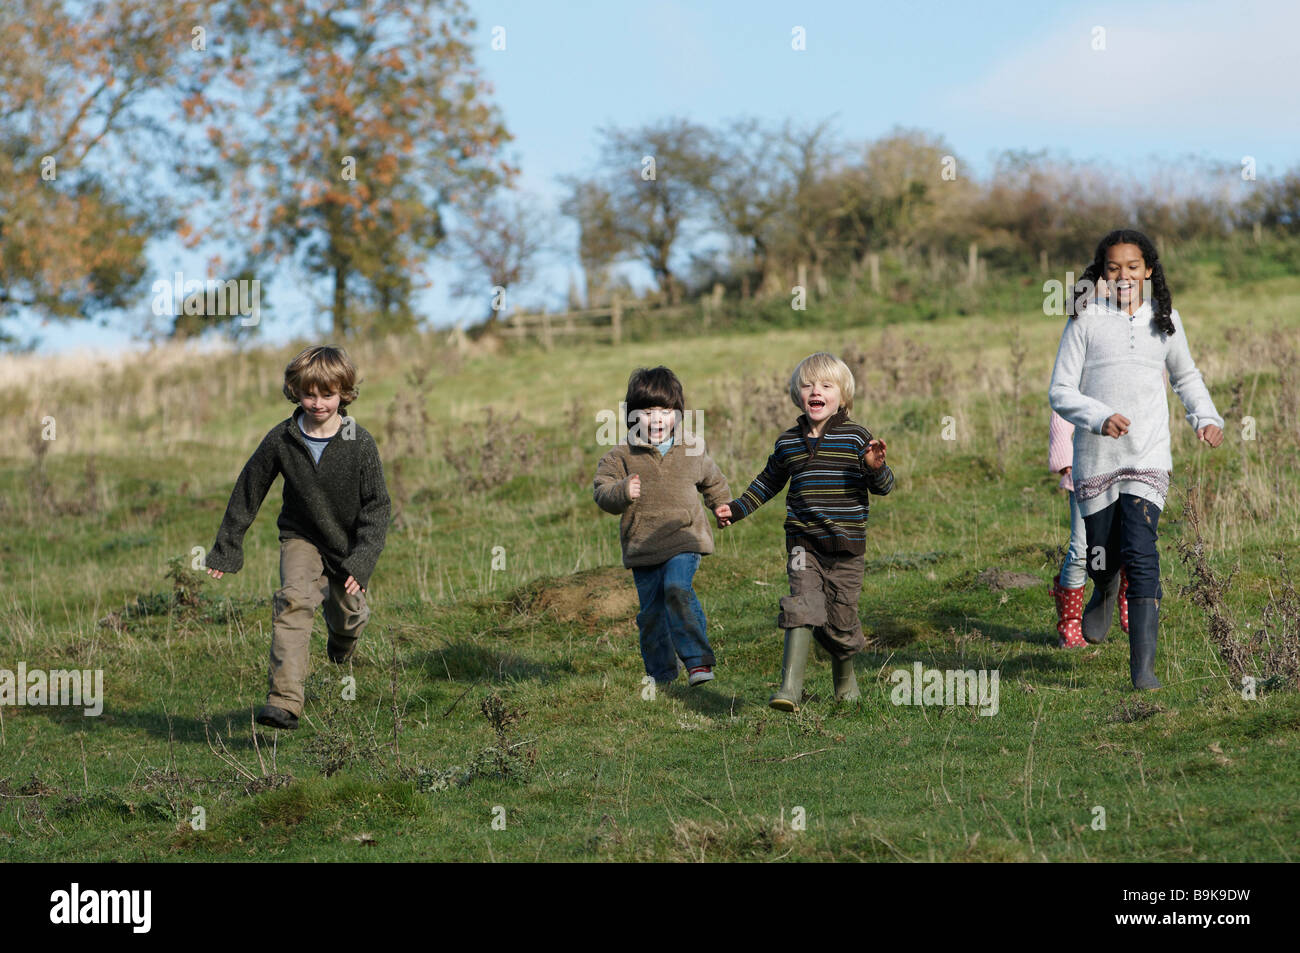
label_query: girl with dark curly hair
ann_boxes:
[1049,229,1223,689]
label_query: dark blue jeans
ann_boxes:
[632,552,715,682]
[1083,493,1162,600]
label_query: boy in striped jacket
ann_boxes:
[718,353,894,711]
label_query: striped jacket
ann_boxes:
[727,408,895,556]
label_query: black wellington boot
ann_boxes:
[1127,597,1162,690]
[1081,572,1121,644]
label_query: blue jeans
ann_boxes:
[1083,493,1162,600]
[1059,491,1088,588]
[632,552,715,682]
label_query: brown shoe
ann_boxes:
[255,705,299,730]
[327,630,357,664]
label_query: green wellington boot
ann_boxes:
[832,656,860,701]
[769,627,812,712]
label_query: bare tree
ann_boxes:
[596,117,713,304]
[448,191,550,322]
[694,117,793,294]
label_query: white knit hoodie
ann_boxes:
[1048,298,1222,517]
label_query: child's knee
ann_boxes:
[816,624,866,660]
[272,585,318,621]
[664,582,693,611]
[777,591,827,629]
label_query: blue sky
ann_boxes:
[19,0,1300,354]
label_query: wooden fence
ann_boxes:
[497,288,720,348]
[492,244,1011,348]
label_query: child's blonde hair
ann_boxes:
[283,346,360,409]
[788,352,854,413]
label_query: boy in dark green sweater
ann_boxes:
[206,346,390,730]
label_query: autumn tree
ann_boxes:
[182,0,515,338]
[558,176,625,307]
[0,0,195,344]
[1241,166,1300,234]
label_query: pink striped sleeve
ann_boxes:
[1048,410,1073,473]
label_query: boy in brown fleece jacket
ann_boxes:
[593,367,732,687]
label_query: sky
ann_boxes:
[17,0,1300,354]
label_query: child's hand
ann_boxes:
[1102,414,1130,438]
[627,474,641,500]
[344,575,364,596]
[206,567,224,580]
[714,503,731,527]
[1197,424,1223,448]
[864,439,887,469]
[1058,466,1072,476]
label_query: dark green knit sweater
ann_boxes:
[207,409,391,589]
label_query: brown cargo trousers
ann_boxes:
[776,546,867,661]
[267,538,370,716]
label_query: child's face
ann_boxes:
[630,406,676,445]
[301,386,341,422]
[1103,243,1152,309]
[799,378,841,423]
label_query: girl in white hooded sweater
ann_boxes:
[1049,229,1223,689]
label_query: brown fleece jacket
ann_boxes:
[592,432,732,569]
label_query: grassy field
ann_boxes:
[2,262,1298,862]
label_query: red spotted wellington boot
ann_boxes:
[1118,568,1130,635]
[1051,573,1087,648]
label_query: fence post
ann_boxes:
[1039,249,1048,274]
[869,252,880,293]
[797,261,808,294]
[967,242,979,286]
[542,311,553,350]
[611,296,622,346]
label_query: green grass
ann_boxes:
[1,262,1298,861]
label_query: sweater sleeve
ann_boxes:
[206,428,283,574]
[1049,317,1116,434]
[727,446,789,523]
[862,460,895,496]
[593,449,633,514]
[1165,311,1223,432]
[338,434,390,590]
[694,446,732,510]
[1048,410,1074,472]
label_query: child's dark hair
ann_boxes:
[625,366,685,416]
[1072,228,1175,335]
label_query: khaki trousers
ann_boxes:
[776,548,867,660]
[267,538,369,716]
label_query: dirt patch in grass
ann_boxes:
[514,568,639,629]
[975,568,1041,591]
